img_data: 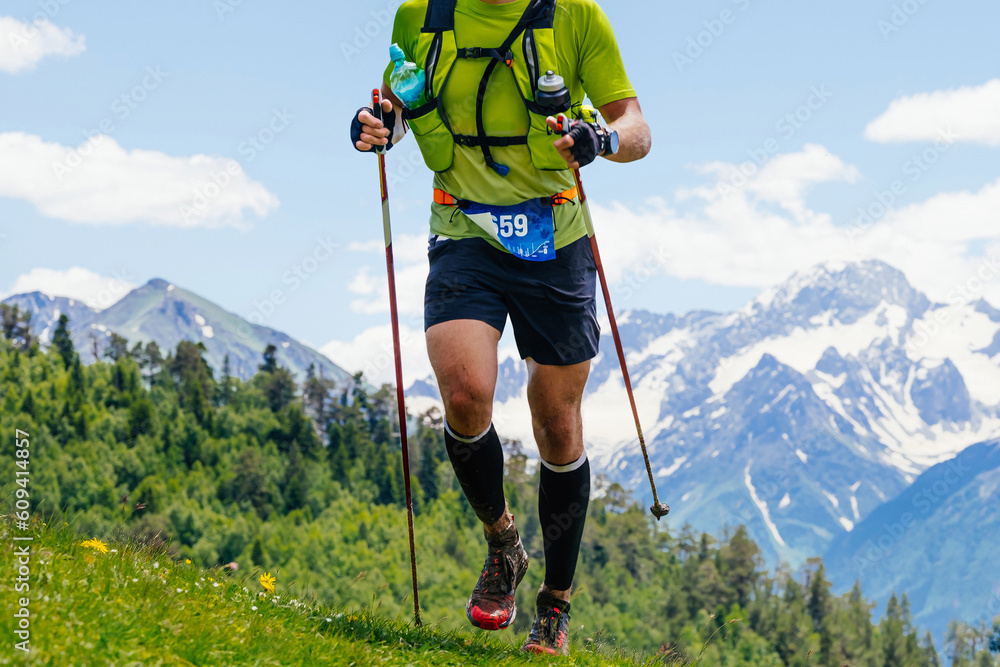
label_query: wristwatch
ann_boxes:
[599,127,620,156]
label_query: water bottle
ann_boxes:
[536,70,570,111]
[389,43,426,109]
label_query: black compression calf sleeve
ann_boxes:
[444,421,507,525]
[539,454,591,591]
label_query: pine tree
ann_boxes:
[721,525,759,609]
[142,341,163,387]
[807,561,831,630]
[52,313,75,369]
[260,343,279,374]
[920,630,941,667]
[217,354,233,406]
[881,593,908,667]
[1,304,34,351]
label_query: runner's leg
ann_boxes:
[526,358,592,602]
[427,319,511,532]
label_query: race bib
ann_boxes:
[462,198,555,262]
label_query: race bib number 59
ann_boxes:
[463,198,555,262]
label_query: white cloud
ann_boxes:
[2,267,137,310]
[693,144,860,223]
[348,233,428,316]
[0,132,279,228]
[590,147,1000,307]
[348,267,376,296]
[320,323,432,387]
[865,79,1000,147]
[0,16,85,74]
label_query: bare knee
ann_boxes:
[533,407,578,440]
[442,381,494,435]
[532,406,583,463]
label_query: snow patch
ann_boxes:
[838,517,855,531]
[850,495,860,520]
[795,449,808,464]
[167,284,175,291]
[822,490,839,509]
[195,314,206,326]
[778,493,791,509]
[657,456,688,477]
[281,341,290,348]
[201,325,214,339]
[745,462,786,547]
[710,302,910,396]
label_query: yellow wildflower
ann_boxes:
[80,538,109,554]
[185,559,192,564]
[259,572,276,594]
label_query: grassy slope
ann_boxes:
[0,519,688,667]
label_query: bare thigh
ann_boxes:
[426,319,501,436]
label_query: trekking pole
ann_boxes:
[371,88,422,624]
[555,112,670,521]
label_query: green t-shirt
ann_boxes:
[383,0,635,251]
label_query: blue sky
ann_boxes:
[2,0,999,382]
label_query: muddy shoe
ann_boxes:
[465,523,529,630]
[521,590,571,655]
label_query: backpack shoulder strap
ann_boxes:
[422,0,457,32]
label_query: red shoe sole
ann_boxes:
[467,604,516,631]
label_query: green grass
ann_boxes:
[0,518,692,666]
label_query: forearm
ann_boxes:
[598,97,651,164]
[604,112,651,163]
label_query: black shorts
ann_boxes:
[424,235,599,366]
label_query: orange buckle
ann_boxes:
[433,189,457,206]
[551,186,578,205]
[433,187,577,207]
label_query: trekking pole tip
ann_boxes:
[650,503,670,520]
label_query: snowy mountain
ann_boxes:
[2,279,352,384]
[823,438,1000,645]
[409,260,1000,567]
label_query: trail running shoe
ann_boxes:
[465,523,529,630]
[521,590,572,655]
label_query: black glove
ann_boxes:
[564,119,602,167]
[350,105,396,152]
